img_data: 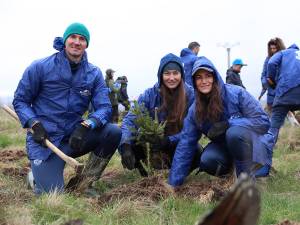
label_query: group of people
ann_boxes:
[12,22,300,195]
[105,68,130,123]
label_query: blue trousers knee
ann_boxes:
[200,126,253,177]
[31,123,122,195]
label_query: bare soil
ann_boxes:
[2,166,30,177]
[0,149,26,162]
[96,175,233,206]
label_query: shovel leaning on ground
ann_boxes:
[1,105,84,174]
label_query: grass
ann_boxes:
[0,108,300,225]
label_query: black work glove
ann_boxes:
[121,144,136,170]
[207,121,230,140]
[151,136,170,152]
[31,122,49,147]
[69,122,90,151]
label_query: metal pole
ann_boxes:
[227,48,231,69]
[217,42,240,69]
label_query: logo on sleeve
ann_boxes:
[80,89,91,96]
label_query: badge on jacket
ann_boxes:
[80,89,91,97]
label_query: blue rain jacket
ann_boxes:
[169,57,274,186]
[13,37,112,160]
[120,53,194,151]
[180,48,198,86]
[261,57,275,105]
[267,44,300,106]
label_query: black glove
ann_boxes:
[69,122,90,151]
[121,144,136,170]
[207,121,229,140]
[151,136,170,152]
[31,121,49,147]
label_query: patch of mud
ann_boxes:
[2,166,30,177]
[0,149,26,162]
[275,220,300,225]
[96,175,233,206]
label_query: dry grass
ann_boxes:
[95,174,233,206]
[276,125,300,152]
[4,205,33,225]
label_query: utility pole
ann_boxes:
[217,42,240,69]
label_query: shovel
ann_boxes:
[1,105,84,173]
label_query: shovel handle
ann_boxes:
[2,105,83,169]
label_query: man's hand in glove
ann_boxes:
[121,144,136,170]
[151,136,170,152]
[31,121,49,147]
[207,121,229,140]
[69,121,91,151]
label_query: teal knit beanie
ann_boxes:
[63,23,90,46]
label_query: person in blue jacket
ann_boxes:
[267,44,300,145]
[168,57,274,187]
[180,41,200,86]
[13,23,122,194]
[120,53,198,175]
[259,38,286,114]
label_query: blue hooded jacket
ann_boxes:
[120,53,194,150]
[180,48,198,86]
[261,57,275,105]
[168,57,273,187]
[267,44,300,101]
[13,37,112,161]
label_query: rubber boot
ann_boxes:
[66,152,111,194]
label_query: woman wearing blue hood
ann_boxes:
[120,53,197,175]
[168,57,274,187]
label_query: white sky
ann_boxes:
[1,0,300,101]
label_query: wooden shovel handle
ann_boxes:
[2,105,83,169]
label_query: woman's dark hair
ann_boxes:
[159,79,187,135]
[194,76,223,123]
[268,37,286,57]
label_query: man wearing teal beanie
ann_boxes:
[63,22,90,47]
[13,22,121,196]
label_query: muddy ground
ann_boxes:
[96,173,233,206]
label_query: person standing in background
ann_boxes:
[259,37,286,114]
[226,58,247,89]
[105,69,120,123]
[180,41,200,86]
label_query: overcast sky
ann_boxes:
[1,0,300,102]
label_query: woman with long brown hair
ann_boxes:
[120,53,197,176]
[259,37,286,113]
[168,57,274,187]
